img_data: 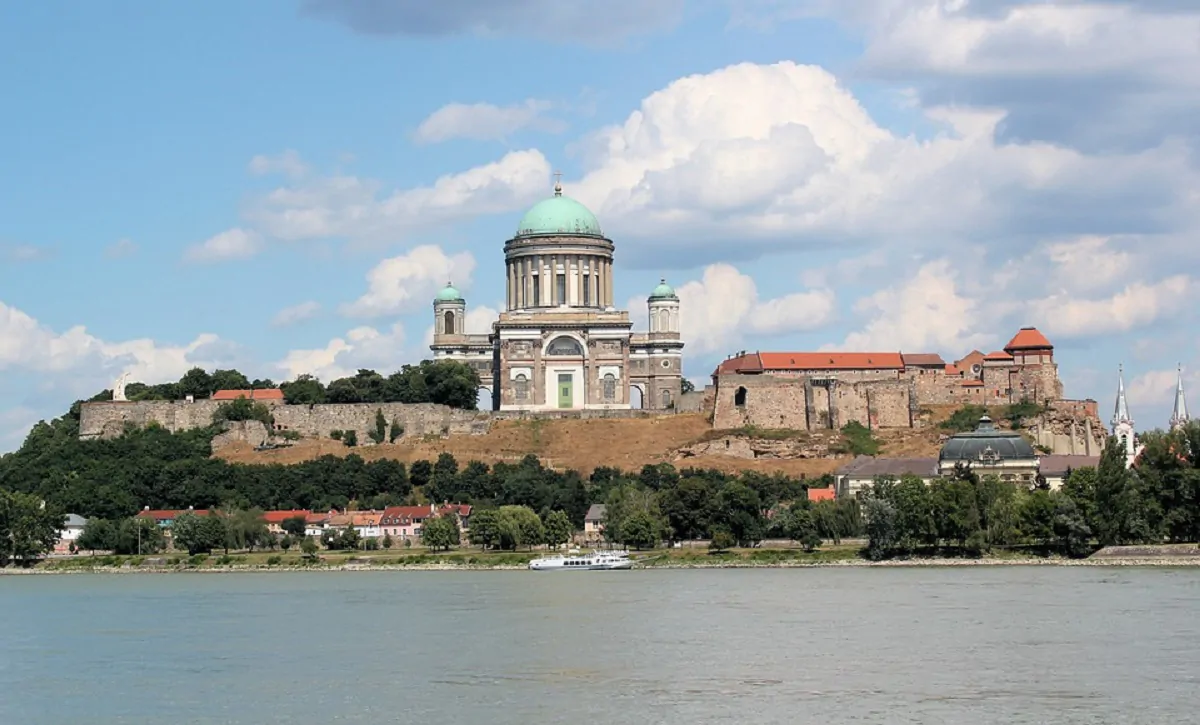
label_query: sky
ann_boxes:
[2,0,1199,451]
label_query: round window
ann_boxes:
[661,359,671,368]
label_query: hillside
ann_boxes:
[215,412,949,477]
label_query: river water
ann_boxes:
[2,567,1198,724]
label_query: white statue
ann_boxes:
[112,372,130,402]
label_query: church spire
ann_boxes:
[1112,363,1132,429]
[1170,364,1190,430]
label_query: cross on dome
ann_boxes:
[553,170,563,196]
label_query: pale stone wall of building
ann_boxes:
[711,375,914,431]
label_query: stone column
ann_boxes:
[606,260,614,307]
[507,263,515,310]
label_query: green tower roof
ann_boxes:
[435,282,463,302]
[515,182,602,238]
[649,278,678,300]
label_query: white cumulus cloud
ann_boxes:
[342,245,476,319]
[276,323,408,382]
[183,228,264,263]
[271,301,322,327]
[414,100,566,144]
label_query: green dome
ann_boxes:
[516,187,602,238]
[649,279,677,301]
[435,282,463,302]
[939,416,1036,462]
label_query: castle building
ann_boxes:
[711,326,1071,433]
[430,179,684,411]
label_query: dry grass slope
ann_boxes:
[217,412,944,477]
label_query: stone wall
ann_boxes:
[711,374,914,431]
[80,400,495,442]
[78,399,682,443]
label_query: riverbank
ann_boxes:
[6,545,1200,574]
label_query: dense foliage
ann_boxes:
[0,488,64,566]
[100,360,482,411]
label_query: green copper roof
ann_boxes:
[435,282,463,302]
[516,185,602,238]
[649,279,678,300]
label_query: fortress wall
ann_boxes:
[79,400,677,443]
[711,375,808,430]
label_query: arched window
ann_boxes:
[443,311,455,335]
[662,389,672,409]
[658,309,670,332]
[514,374,529,401]
[546,336,584,356]
[602,373,616,402]
[734,386,747,407]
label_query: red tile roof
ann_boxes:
[715,353,764,375]
[1004,327,1053,351]
[211,388,285,401]
[757,352,905,371]
[262,509,310,523]
[983,350,1014,361]
[380,504,472,525]
[944,364,962,375]
[961,380,985,387]
[807,487,836,502]
[902,353,947,367]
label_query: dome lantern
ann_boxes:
[435,282,463,303]
[649,278,678,301]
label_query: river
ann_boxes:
[2,567,1198,724]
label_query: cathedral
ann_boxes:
[429,179,684,411]
[1111,364,1191,467]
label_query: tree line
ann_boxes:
[860,423,1200,558]
[94,360,482,410]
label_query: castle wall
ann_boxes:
[711,374,913,431]
[78,400,680,443]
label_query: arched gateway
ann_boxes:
[429,176,685,410]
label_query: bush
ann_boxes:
[266,555,282,566]
[343,430,358,447]
[330,430,344,441]
[187,553,209,567]
[709,529,736,552]
[212,398,275,427]
[941,405,988,432]
[836,421,880,456]
[389,420,404,443]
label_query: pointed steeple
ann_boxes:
[1112,363,1132,429]
[1170,364,1190,430]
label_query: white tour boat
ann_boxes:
[528,549,635,571]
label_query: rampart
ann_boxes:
[712,374,915,431]
[78,400,676,443]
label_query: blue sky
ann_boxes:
[3,0,1199,449]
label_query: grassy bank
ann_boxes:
[11,543,1200,574]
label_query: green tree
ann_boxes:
[542,510,573,549]
[212,398,274,427]
[421,513,461,551]
[787,507,822,552]
[468,508,501,549]
[77,518,118,552]
[496,505,543,550]
[0,490,64,566]
[369,409,387,445]
[619,510,663,550]
[709,528,736,552]
[389,419,404,443]
[178,367,214,400]
[210,369,252,392]
[681,378,696,394]
[281,374,326,405]
[863,497,898,560]
[382,533,394,550]
[714,481,764,547]
[300,536,319,560]
[171,512,224,555]
[281,516,307,537]
[280,534,293,551]
[342,430,358,447]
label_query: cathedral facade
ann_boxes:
[429,181,684,411]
